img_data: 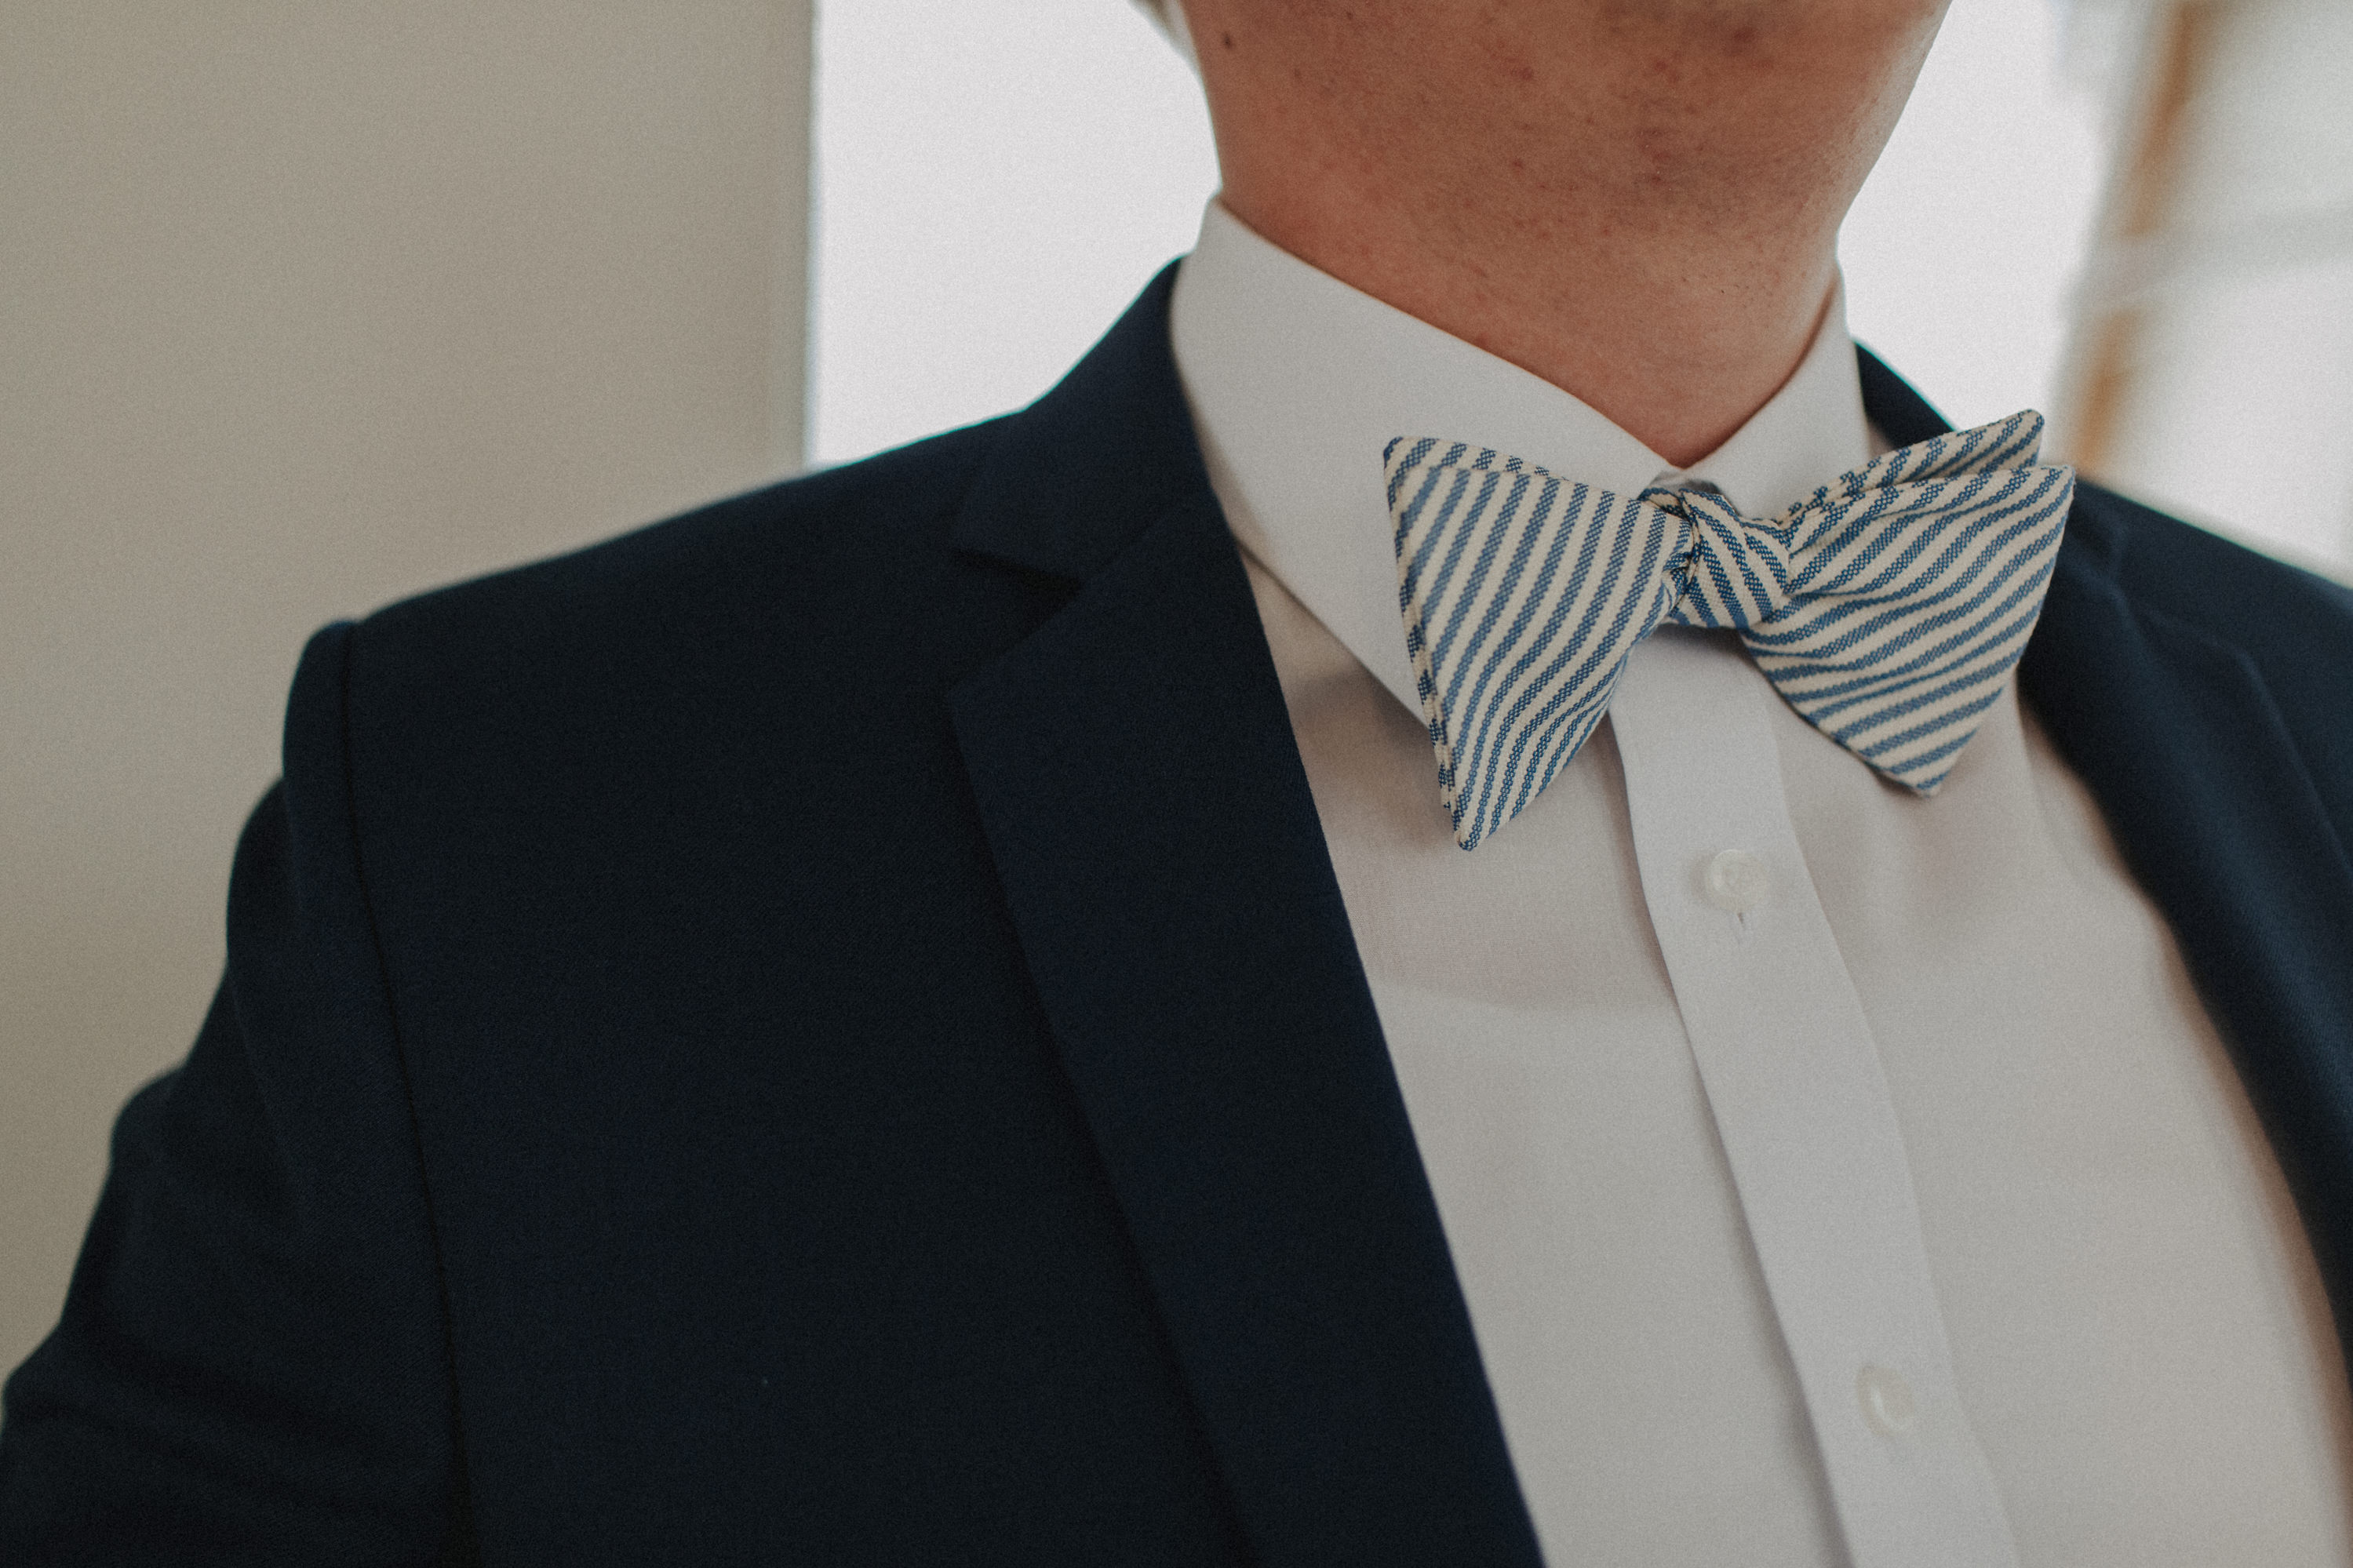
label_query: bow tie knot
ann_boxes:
[1386,413,2074,849]
[1646,482,1796,631]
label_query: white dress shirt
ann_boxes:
[1170,199,2353,1567]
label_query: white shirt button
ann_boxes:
[1857,1363,1918,1437]
[1703,848,1770,913]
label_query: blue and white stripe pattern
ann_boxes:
[1387,412,2074,850]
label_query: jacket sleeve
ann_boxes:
[0,623,470,1566]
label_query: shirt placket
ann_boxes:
[1607,627,2020,1568]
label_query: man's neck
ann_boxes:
[1216,182,1840,471]
[1182,0,1945,467]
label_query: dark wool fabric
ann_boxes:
[5,267,2349,1566]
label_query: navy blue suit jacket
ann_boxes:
[4,266,2350,1566]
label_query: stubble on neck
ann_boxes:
[1186,0,1947,466]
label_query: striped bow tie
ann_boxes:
[1386,412,2075,850]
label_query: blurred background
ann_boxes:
[4,0,2348,1375]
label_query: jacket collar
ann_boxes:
[952,265,1211,581]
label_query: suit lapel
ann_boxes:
[2020,499,2353,1341]
[948,269,1543,1568]
[1865,345,2353,1356]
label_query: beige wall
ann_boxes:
[1,2,813,1374]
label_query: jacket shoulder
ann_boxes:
[2064,480,2353,817]
[326,416,1069,783]
[2070,481,2352,637]
[358,417,1005,680]
[287,413,1078,931]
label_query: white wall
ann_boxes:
[0,1,813,1376]
[810,0,1215,463]
[1843,0,2107,431]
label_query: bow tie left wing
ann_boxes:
[1386,438,1680,851]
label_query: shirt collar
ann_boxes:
[1169,198,1871,715]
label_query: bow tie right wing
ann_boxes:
[1745,413,2074,795]
[1386,438,1681,851]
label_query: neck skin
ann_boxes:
[1178,0,1947,467]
